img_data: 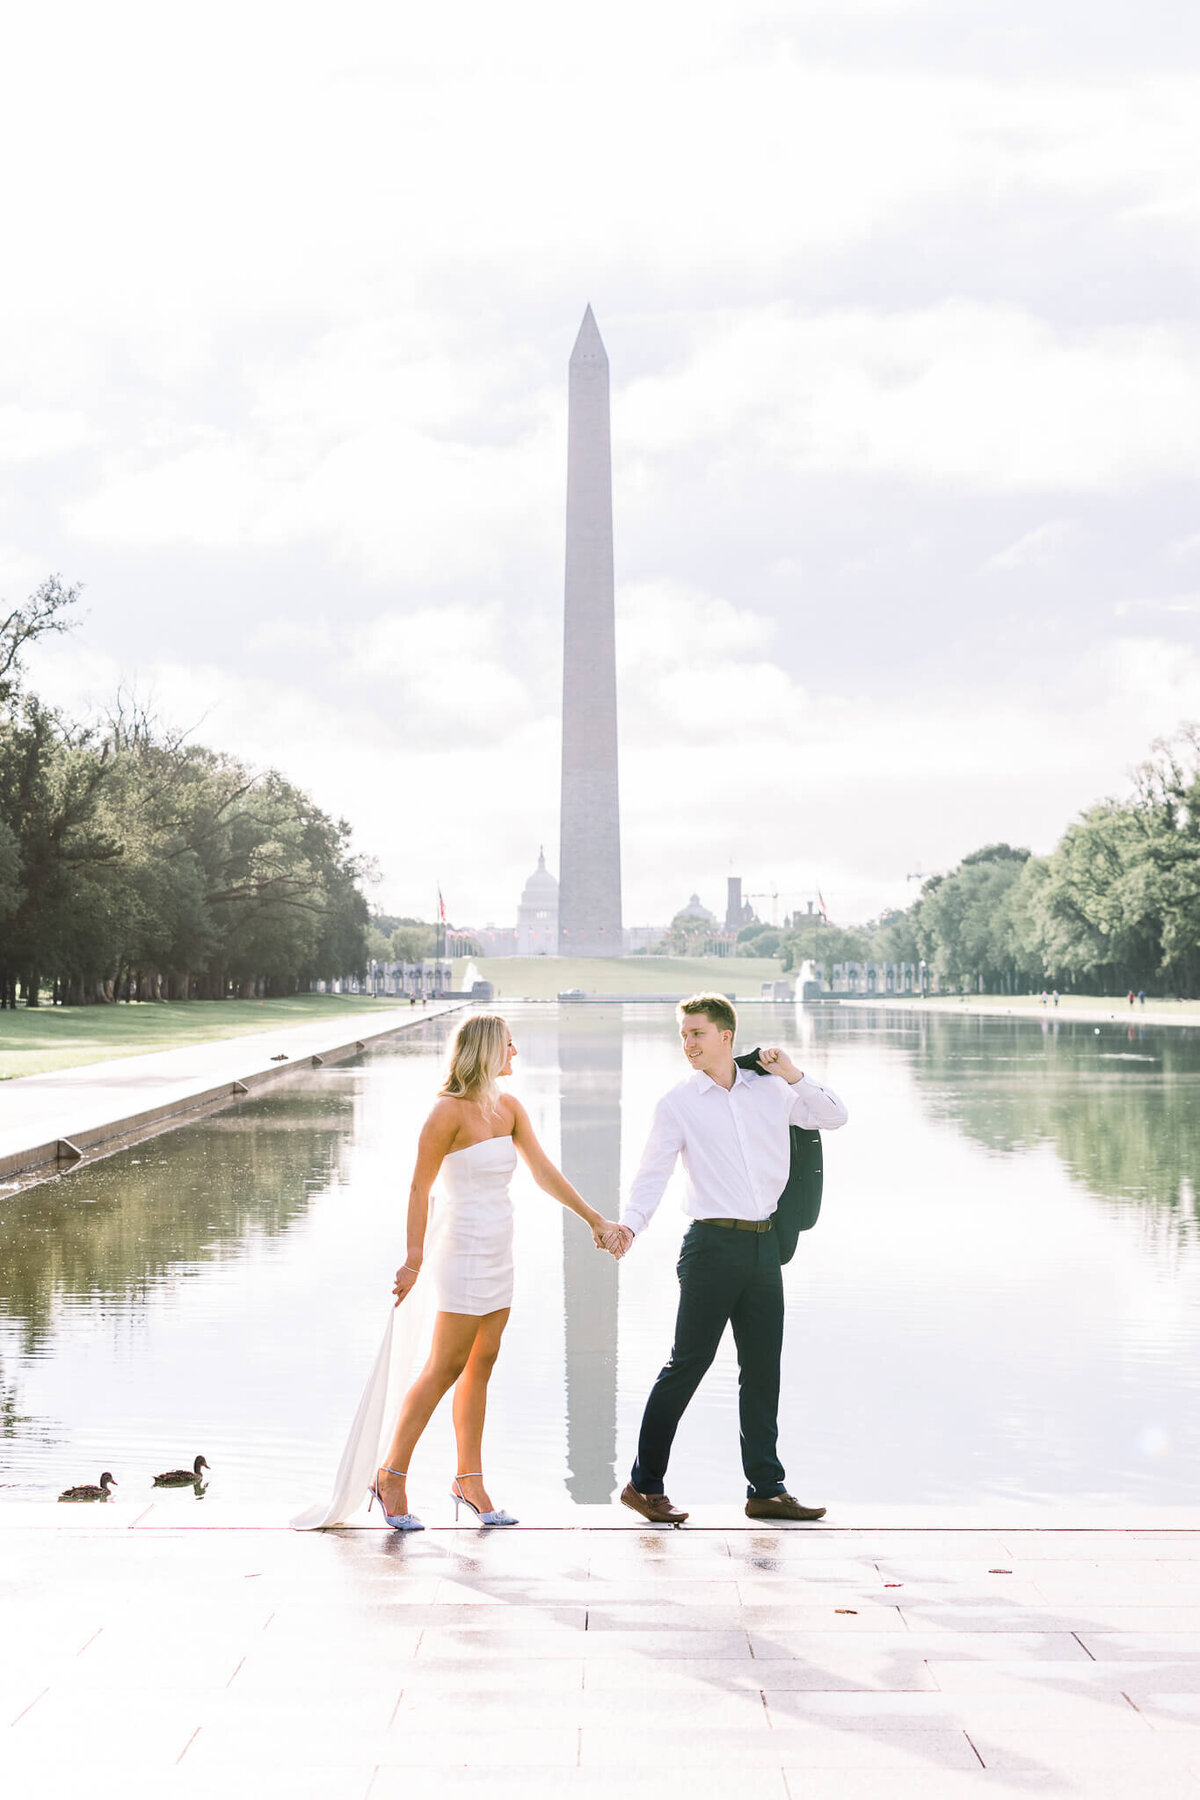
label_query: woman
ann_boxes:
[368,1012,621,1530]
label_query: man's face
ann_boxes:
[679,1012,732,1074]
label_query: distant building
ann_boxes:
[668,893,737,957]
[517,848,559,956]
[447,848,558,959]
[826,961,919,996]
[725,876,755,933]
[337,959,453,998]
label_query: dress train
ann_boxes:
[291,1285,432,1530]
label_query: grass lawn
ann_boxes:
[454,955,785,1002]
[0,993,406,1081]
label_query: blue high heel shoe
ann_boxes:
[451,1474,518,1526]
[368,1467,424,1531]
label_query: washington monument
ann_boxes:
[558,306,623,957]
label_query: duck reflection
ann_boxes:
[558,1012,621,1503]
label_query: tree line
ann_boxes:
[0,580,370,1007]
[764,727,1200,997]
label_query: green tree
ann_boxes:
[0,814,17,924]
[913,845,1036,993]
[0,576,81,707]
[0,700,123,1007]
[735,924,782,958]
[778,921,871,974]
[389,922,436,963]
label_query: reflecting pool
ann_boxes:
[1,1003,1199,1508]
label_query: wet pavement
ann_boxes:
[3,1512,1200,1798]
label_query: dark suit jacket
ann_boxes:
[733,1048,823,1264]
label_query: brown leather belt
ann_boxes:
[701,1217,773,1233]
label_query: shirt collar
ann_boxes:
[691,1066,752,1095]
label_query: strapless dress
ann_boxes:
[425,1134,518,1315]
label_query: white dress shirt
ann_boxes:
[621,1066,849,1238]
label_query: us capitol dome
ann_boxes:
[517,847,559,956]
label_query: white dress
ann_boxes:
[426,1134,518,1315]
[291,1132,518,1529]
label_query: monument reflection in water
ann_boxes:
[557,1009,620,1504]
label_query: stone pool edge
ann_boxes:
[0,999,465,1195]
[5,1501,1200,1533]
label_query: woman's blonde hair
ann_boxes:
[440,1013,510,1115]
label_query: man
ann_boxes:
[610,993,848,1525]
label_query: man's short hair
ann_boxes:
[678,992,738,1040]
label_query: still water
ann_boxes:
[1,1004,1199,1509]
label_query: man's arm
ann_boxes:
[787,1074,848,1129]
[619,1095,685,1239]
[757,1046,849,1129]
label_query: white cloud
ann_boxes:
[621,306,1200,493]
[1113,595,1200,618]
[66,412,562,589]
[0,546,51,599]
[987,518,1077,570]
[0,407,93,464]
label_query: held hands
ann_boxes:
[593,1220,634,1259]
[758,1046,803,1083]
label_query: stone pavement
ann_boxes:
[0,1000,462,1188]
[3,1511,1200,1799]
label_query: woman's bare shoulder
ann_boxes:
[496,1092,522,1131]
[421,1096,467,1140]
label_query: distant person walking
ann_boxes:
[294,1014,622,1530]
[1139,990,1146,1007]
[609,994,847,1525]
[1128,990,1136,1008]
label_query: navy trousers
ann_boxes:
[631,1221,786,1500]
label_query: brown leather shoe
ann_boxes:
[620,1482,689,1526]
[745,1493,826,1522]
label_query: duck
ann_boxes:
[59,1472,117,1502]
[153,1454,210,1487]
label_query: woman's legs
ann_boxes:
[378,1311,481,1514]
[451,1307,510,1511]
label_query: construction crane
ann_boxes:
[745,889,780,926]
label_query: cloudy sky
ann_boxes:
[6,0,1200,930]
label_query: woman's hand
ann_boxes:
[594,1220,633,1258]
[392,1263,420,1307]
